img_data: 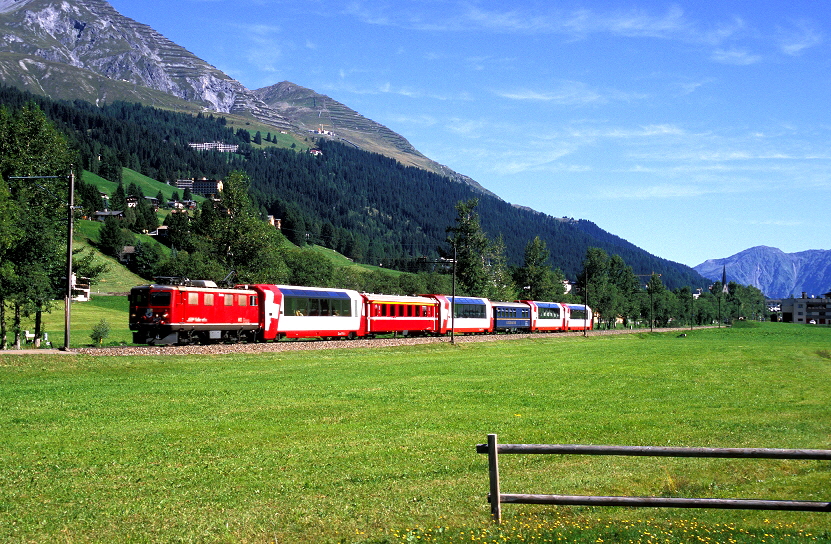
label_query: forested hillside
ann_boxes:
[0,84,707,288]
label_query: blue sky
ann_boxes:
[109,0,831,267]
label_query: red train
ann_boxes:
[128,280,593,345]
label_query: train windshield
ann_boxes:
[130,288,148,306]
[130,289,171,307]
[150,291,171,306]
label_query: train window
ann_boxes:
[131,290,149,305]
[149,292,170,306]
[250,296,258,307]
[224,294,233,306]
[204,293,214,306]
[284,297,303,316]
[454,303,486,319]
[571,309,587,320]
[238,295,247,306]
[285,295,347,317]
[540,307,561,319]
[188,292,198,305]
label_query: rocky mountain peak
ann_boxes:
[0,0,293,127]
[695,246,831,298]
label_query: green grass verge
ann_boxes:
[1,323,830,542]
[14,295,132,348]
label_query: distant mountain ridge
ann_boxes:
[694,246,831,298]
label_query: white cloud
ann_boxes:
[496,81,644,105]
[777,21,823,55]
[710,48,763,65]
[677,78,715,95]
[598,184,708,200]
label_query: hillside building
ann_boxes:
[175,178,223,197]
[188,142,239,152]
[778,292,831,325]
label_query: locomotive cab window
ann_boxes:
[149,292,170,306]
[130,291,147,305]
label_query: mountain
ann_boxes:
[252,81,494,196]
[0,0,293,128]
[0,0,710,289]
[0,0,489,193]
[694,246,831,298]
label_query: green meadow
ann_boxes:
[1,323,830,542]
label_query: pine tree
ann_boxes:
[99,217,127,258]
[447,199,491,297]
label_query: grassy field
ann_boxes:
[1,322,829,542]
[12,295,132,349]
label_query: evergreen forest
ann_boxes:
[0,84,706,288]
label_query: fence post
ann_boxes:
[488,433,502,523]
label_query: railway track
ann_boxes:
[74,327,690,356]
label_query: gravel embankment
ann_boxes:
[73,327,684,356]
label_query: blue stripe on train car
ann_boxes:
[280,288,352,299]
[451,297,487,305]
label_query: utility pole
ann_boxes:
[636,273,661,332]
[64,168,75,350]
[451,244,456,345]
[10,169,75,350]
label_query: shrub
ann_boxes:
[90,318,110,346]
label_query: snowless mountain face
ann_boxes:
[0,0,485,187]
[0,0,294,128]
[694,246,831,299]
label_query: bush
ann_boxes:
[90,319,110,346]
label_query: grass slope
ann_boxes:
[1,323,829,542]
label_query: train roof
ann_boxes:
[491,301,530,308]
[362,293,437,304]
[136,284,255,293]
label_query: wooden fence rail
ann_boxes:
[476,434,831,523]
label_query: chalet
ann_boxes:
[149,225,168,238]
[92,210,124,222]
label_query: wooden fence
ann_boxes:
[476,434,831,523]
